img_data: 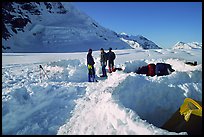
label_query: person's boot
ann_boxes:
[108,67,112,73]
[112,67,116,72]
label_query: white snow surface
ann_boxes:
[2,48,202,135]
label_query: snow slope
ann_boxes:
[119,33,161,49]
[2,48,202,135]
[173,41,202,50]
[2,2,130,53]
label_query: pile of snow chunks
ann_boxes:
[135,63,175,76]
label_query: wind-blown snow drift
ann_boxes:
[2,48,202,135]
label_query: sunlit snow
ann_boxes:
[2,48,201,135]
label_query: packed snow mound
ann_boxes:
[2,48,202,135]
[119,33,161,49]
[2,2,130,53]
[173,41,202,49]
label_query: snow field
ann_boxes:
[2,49,201,135]
[2,60,88,134]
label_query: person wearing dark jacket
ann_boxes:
[87,49,96,82]
[107,47,116,73]
[100,48,107,77]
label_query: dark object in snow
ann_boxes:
[135,66,148,74]
[39,65,49,79]
[147,63,156,76]
[185,61,197,66]
[136,63,174,76]
[113,67,123,72]
[162,98,202,135]
[155,63,175,76]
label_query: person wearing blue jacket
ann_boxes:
[87,49,96,82]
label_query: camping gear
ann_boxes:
[185,61,197,66]
[135,66,148,74]
[162,98,202,135]
[155,63,175,76]
[147,63,156,76]
[112,67,123,72]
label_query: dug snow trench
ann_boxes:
[58,71,175,135]
[58,59,201,135]
[114,59,202,128]
[2,57,201,135]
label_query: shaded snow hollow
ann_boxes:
[2,48,202,135]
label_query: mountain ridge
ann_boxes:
[3,2,133,52]
[173,41,202,49]
[2,2,185,53]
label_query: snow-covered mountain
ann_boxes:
[119,33,162,49]
[2,2,165,53]
[173,41,202,50]
[2,2,130,53]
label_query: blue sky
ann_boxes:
[72,2,202,48]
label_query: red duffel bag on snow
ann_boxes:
[147,63,156,76]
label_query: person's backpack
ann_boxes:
[147,63,156,76]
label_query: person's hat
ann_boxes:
[109,47,112,50]
[88,48,92,52]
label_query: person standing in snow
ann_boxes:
[107,47,116,73]
[87,48,96,82]
[100,48,107,77]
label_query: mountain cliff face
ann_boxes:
[2,2,67,40]
[173,41,202,49]
[119,33,162,49]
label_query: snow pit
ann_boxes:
[112,60,202,128]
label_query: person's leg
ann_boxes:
[92,66,96,81]
[110,60,114,72]
[112,61,115,72]
[102,65,105,76]
[108,61,112,73]
[103,65,107,76]
[88,74,91,82]
[101,65,107,76]
[88,67,92,82]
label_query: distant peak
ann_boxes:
[173,41,202,49]
[120,32,128,35]
[176,41,185,45]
